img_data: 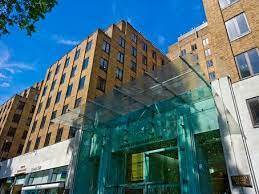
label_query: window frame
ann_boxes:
[225,13,250,42]
[102,40,110,54]
[235,48,259,79]
[246,96,259,128]
[78,76,86,91]
[219,0,239,10]
[209,71,216,81]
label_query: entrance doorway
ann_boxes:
[125,146,180,194]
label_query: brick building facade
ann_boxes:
[0,82,42,160]
[168,0,259,83]
[22,21,170,153]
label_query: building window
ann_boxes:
[55,91,62,104]
[131,47,137,57]
[66,84,73,97]
[131,33,137,43]
[1,142,12,152]
[100,58,108,72]
[17,101,25,110]
[247,97,259,128]
[102,40,110,54]
[40,116,46,129]
[96,77,106,92]
[34,137,41,150]
[86,40,92,52]
[205,48,212,57]
[235,48,259,79]
[7,127,16,137]
[74,49,80,60]
[225,13,250,41]
[25,141,31,153]
[50,80,56,92]
[44,133,51,146]
[62,105,69,115]
[181,49,187,57]
[30,105,36,113]
[51,111,57,120]
[70,66,77,78]
[209,72,216,81]
[152,51,157,60]
[12,114,21,123]
[55,64,60,75]
[74,97,82,108]
[142,42,147,52]
[82,58,89,70]
[119,36,125,48]
[191,44,197,51]
[55,128,63,143]
[22,130,28,139]
[65,57,70,68]
[46,71,51,81]
[219,0,239,9]
[203,38,209,46]
[42,86,47,96]
[46,97,51,109]
[161,59,165,66]
[78,76,86,91]
[152,63,157,71]
[37,103,42,114]
[117,52,124,64]
[142,55,147,65]
[69,127,76,138]
[26,117,32,126]
[31,121,37,132]
[130,60,137,72]
[17,144,23,154]
[206,60,214,68]
[115,68,123,81]
[60,73,66,84]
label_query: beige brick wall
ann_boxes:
[0,85,40,160]
[202,0,259,82]
[23,20,170,153]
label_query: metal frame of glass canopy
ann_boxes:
[53,55,230,194]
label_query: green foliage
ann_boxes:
[0,0,57,36]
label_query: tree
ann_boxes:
[0,0,57,36]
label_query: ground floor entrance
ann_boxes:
[103,130,230,194]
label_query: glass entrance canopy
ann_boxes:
[53,55,230,194]
[53,55,210,128]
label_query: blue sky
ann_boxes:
[0,0,206,104]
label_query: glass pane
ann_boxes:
[236,14,249,35]
[235,53,251,78]
[148,149,179,184]
[195,130,230,194]
[127,153,144,182]
[225,19,239,41]
[219,0,228,9]
[248,48,259,75]
[248,98,259,126]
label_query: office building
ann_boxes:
[23,20,170,153]
[168,0,259,83]
[0,82,42,160]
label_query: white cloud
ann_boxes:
[158,35,166,46]
[0,42,35,74]
[0,73,7,79]
[0,82,10,88]
[53,35,79,46]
